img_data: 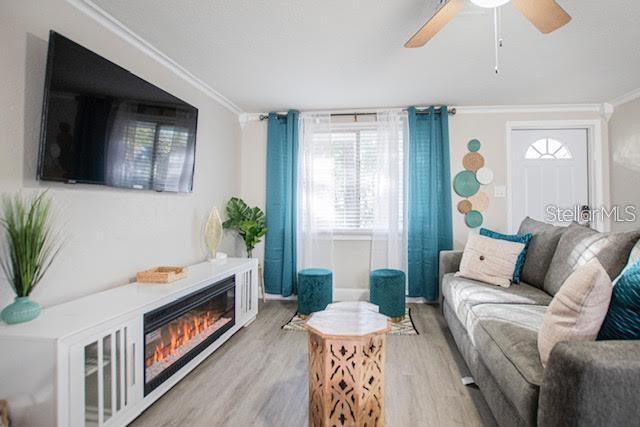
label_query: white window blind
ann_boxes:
[120,119,190,191]
[317,123,404,232]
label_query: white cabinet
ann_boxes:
[0,258,258,427]
[68,317,142,427]
[236,265,258,325]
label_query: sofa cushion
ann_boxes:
[538,259,612,367]
[443,303,530,426]
[468,303,547,424]
[599,259,640,340]
[456,234,526,288]
[543,224,640,296]
[442,273,552,330]
[517,217,568,289]
[480,228,533,283]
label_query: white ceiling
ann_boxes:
[90,0,640,112]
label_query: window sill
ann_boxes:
[333,232,373,241]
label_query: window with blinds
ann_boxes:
[329,124,404,232]
[121,121,191,191]
[115,106,194,192]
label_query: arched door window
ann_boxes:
[525,138,573,160]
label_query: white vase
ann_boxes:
[204,207,224,261]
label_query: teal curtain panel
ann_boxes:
[264,111,299,296]
[407,106,453,300]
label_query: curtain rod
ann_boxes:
[258,107,456,121]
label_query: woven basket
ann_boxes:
[136,267,187,283]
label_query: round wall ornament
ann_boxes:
[465,210,483,228]
[469,191,490,212]
[468,139,481,152]
[476,167,494,185]
[463,152,485,172]
[453,170,480,197]
[457,200,472,214]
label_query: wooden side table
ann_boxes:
[306,310,390,427]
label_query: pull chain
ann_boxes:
[494,6,503,74]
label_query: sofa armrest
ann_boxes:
[539,340,640,427]
[439,250,463,303]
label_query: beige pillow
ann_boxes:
[538,259,613,367]
[455,234,525,288]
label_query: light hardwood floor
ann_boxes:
[131,302,496,427]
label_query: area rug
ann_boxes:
[282,308,419,335]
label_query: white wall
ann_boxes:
[609,97,640,232]
[0,0,241,308]
[449,110,608,247]
[240,110,609,295]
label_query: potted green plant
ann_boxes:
[0,192,61,324]
[222,197,267,258]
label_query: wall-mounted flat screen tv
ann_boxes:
[38,31,198,193]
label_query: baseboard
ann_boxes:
[265,289,437,304]
[406,297,437,304]
[264,293,297,301]
[334,288,370,301]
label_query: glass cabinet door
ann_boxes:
[69,318,142,427]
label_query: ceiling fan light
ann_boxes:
[469,0,510,8]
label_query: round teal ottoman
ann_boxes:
[298,268,333,317]
[370,269,405,322]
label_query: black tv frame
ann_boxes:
[37,30,199,193]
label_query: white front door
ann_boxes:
[510,128,589,232]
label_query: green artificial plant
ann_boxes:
[0,192,61,297]
[222,197,267,258]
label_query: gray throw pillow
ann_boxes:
[517,217,568,289]
[543,224,640,296]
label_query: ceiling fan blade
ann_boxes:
[512,0,571,34]
[404,0,464,48]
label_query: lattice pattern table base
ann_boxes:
[308,331,387,426]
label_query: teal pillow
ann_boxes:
[598,260,640,340]
[479,228,532,283]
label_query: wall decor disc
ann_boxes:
[465,210,483,228]
[463,152,485,172]
[469,191,490,212]
[476,167,494,185]
[468,139,481,152]
[453,171,480,197]
[457,200,472,214]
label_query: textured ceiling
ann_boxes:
[90,0,640,112]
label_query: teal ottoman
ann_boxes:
[370,269,405,322]
[298,268,333,317]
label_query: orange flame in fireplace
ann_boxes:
[147,311,215,368]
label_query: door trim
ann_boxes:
[506,120,609,232]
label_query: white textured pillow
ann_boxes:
[538,259,613,367]
[455,234,525,288]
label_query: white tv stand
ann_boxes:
[0,258,258,427]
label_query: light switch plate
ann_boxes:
[494,185,506,198]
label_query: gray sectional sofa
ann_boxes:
[439,218,640,427]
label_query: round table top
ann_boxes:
[306,309,389,337]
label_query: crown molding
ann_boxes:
[600,103,614,122]
[65,0,243,115]
[609,87,640,108]
[453,103,603,115]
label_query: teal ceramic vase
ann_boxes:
[1,296,42,324]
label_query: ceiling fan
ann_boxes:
[405,0,572,48]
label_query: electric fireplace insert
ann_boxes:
[143,276,235,395]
